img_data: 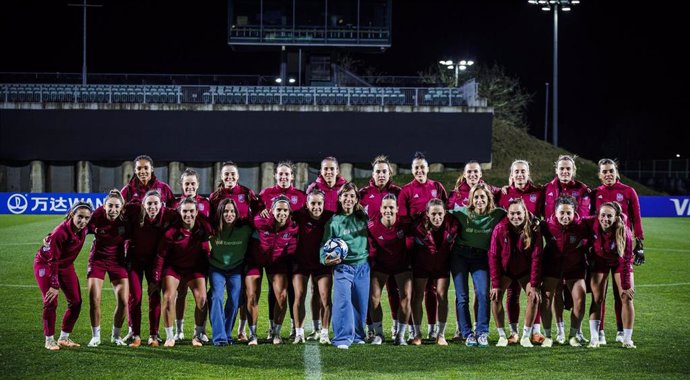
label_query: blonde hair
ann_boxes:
[600,202,627,257]
[467,183,495,215]
[508,159,531,185]
[508,198,533,250]
[555,155,578,177]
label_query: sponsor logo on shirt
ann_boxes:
[547,192,554,197]
[572,191,579,198]
[378,235,384,240]
[369,194,375,199]
[413,194,419,199]
[282,233,291,239]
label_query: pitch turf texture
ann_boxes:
[1,216,688,379]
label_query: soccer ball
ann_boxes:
[322,237,349,261]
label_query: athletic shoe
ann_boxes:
[465,334,478,347]
[616,331,625,343]
[237,332,249,343]
[427,325,438,340]
[356,340,366,344]
[197,333,210,343]
[556,333,566,345]
[436,336,448,346]
[520,336,534,348]
[164,339,175,348]
[587,341,600,348]
[319,335,331,345]
[88,337,101,347]
[45,340,60,351]
[336,345,349,349]
[371,335,384,345]
[496,337,509,347]
[289,328,296,341]
[576,332,589,343]
[477,334,489,347]
[305,331,319,341]
[411,335,423,346]
[366,329,375,343]
[174,332,184,342]
[266,329,274,341]
[598,330,607,345]
[391,325,398,338]
[507,332,520,345]
[248,336,258,346]
[191,337,203,347]
[622,340,636,349]
[58,338,80,348]
[394,336,408,346]
[541,337,553,347]
[568,336,582,347]
[452,328,464,342]
[122,330,133,343]
[293,335,305,344]
[273,335,283,345]
[148,335,160,347]
[214,341,228,347]
[111,336,126,346]
[531,332,546,345]
[128,336,141,348]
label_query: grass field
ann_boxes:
[1,215,688,379]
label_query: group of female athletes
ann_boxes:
[34,152,643,350]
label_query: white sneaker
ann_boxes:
[173,332,183,342]
[622,340,636,349]
[371,335,384,345]
[336,344,349,349]
[496,337,509,347]
[111,336,126,346]
[122,330,133,343]
[427,326,438,340]
[556,333,566,345]
[88,337,101,347]
[289,328,296,340]
[477,333,489,347]
[293,335,305,344]
[394,336,408,346]
[248,335,258,346]
[520,336,534,348]
[588,340,600,348]
[365,329,375,343]
[576,332,589,343]
[305,331,319,341]
[598,330,607,345]
[391,325,398,338]
[196,333,209,343]
[568,336,582,347]
[319,334,331,345]
[266,329,274,341]
[273,335,283,345]
[616,331,625,343]
[542,337,553,348]
[45,339,60,351]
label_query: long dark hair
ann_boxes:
[215,198,239,232]
[139,190,161,227]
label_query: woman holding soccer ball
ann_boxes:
[321,182,370,349]
[34,202,93,350]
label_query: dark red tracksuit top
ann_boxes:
[447,179,500,210]
[258,185,307,213]
[293,209,334,272]
[359,179,402,221]
[497,182,544,218]
[34,219,89,288]
[306,175,348,213]
[541,215,592,278]
[125,203,178,267]
[592,181,644,240]
[208,184,260,222]
[170,194,211,218]
[590,219,634,290]
[121,174,175,207]
[543,177,591,219]
[154,217,212,279]
[87,207,128,267]
[488,219,543,288]
[252,214,299,266]
[398,179,448,223]
[411,215,459,276]
[367,217,412,273]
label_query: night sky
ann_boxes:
[1,1,687,162]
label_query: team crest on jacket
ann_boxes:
[547,191,554,197]
[529,194,537,203]
[616,193,624,202]
[397,230,405,239]
[431,190,438,197]
[283,233,291,239]
[238,194,245,203]
[569,235,577,244]
[369,194,375,198]
[291,196,298,204]
[38,268,46,277]
[572,191,579,198]
[198,204,205,212]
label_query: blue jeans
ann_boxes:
[451,246,490,337]
[208,264,243,345]
[332,262,370,347]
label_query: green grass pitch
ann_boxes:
[0,216,688,379]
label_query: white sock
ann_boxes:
[556,321,565,335]
[296,327,304,337]
[372,322,383,336]
[498,328,507,339]
[46,335,55,343]
[92,326,101,338]
[413,324,421,337]
[194,325,205,336]
[313,320,321,331]
[321,328,329,337]
[590,320,600,343]
[509,323,519,334]
[397,324,407,339]
[623,328,633,343]
[544,328,551,338]
[428,323,436,334]
[59,331,70,341]
[249,325,257,336]
[522,326,531,339]
[532,323,541,334]
[176,319,184,333]
[569,327,578,338]
[274,324,282,336]
[392,319,399,332]
[165,327,174,340]
[112,326,121,339]
[238,319,247,334]
[438,322,446,335]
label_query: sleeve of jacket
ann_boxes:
[320,218,336,264]
[153,232,171,282]
[620,228,634,290]
[47,232,63,289]
[627,188,644,240]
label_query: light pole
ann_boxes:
[439,59,474,87]
[68,0,102,85]
[528,0,579,147]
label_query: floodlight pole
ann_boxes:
[68,0,102,85]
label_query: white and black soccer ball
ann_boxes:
[322,237,349,261]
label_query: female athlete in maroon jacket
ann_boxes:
[34,202,93,350]
[489,199,542,348]
[121,155,174,206]
[306,156,348,213]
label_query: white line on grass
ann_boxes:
[645,247,690,253]
[303,278,322,380]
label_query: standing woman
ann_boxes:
[154,197,212,347]
[34,202,93,350]
[359,155,402,339]
[410,199,457,346]
[449,183,506,347]
[125,190,177,347]
[540,195,591,347]
[593,158,645,344]
[292,189,335,344]
[367,194,413,346]
[497,160,545,345]
[86,189,130,347]
[489,199,542,348]
[169,168,211,343]
[321,182,370,349]
[447,161,500,210]
[587,202,636,348]
[245,196,299,345]
[208,198,253,346]
[398,152,448,340]
[121,155,175,205]
[306,156,347,212]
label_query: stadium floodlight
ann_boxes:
[288,78,296,84]
[528,0,580,147]
[439,58,475,87]
[275,78,283,84]
[68,0,102,85]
